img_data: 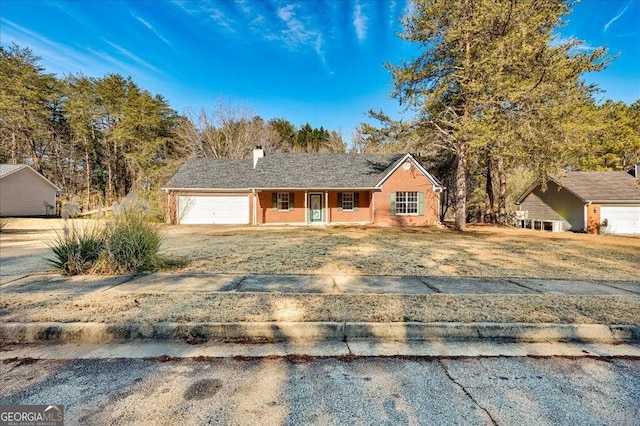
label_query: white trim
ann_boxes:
[325,191,329,224]
[374,154,443,191]
[304,190,308,224]
[162,187,252,192]
[252,187,379,191]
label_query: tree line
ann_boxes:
[0,44,345,214]
[353,0,640,229]
[2,0,639,228]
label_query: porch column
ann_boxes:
[304,190,308,224]
[325,191,329,224]
[371,191,375,223]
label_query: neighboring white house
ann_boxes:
[0,164,60,216]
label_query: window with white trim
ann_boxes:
[342,192,354,211]
[277,192,289,210]
[396,191,418,215]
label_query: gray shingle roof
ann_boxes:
[163,158,254,189]
[163,153,410,190]
[253,153,404,189]
[0,164,26,178]
[558,171,640,202]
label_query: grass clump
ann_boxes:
[94,207,162,274]
[47,195,164,275]
[45,221,103,275]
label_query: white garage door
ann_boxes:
[600,205,640,234]
[178,195,249,225]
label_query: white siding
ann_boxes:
[0,168,57,216]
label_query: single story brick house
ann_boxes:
[162,148,444,226]
[515,165,640,234]
[0,164,60,217]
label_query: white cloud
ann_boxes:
[273,4,325,61]
[0,18,92,74]
[171,1,235,33]
[353,2,368,42]
[132,14,172,47]
[104,40,162,74]
[604,2,631,32]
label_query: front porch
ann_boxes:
[254,190,374,225]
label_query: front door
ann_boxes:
[309,194,323,223]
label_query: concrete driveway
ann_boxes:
[0,227,56,284]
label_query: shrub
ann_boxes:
[46,194,164,275]
[45,221,104,275]
[94,206,162,274]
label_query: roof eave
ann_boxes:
[586,199,640,204]
[161,187,252,192]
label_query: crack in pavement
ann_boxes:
[415,276,442,293]
[439,359,498,426]
[220,275,246,292]
[231,275,248,292]
[596,282,640,295]
[505,279,545,294]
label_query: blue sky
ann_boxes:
[1,0,639,140]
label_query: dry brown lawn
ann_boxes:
[2,292,638,325]
[2,220,638,326]
[163,225,640,281]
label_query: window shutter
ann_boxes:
[338,193,343,211]
[272,193,278,210]
[354,192,359,211]
[418,192,425,215]
[390,192,396,216]
[289,192,295,211]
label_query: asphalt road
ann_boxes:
[2,356,638,425]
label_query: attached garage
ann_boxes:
[516,168,640,234]
[600,205,640,235]
[178,195,249,225]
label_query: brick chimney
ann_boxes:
[253,146,264,169]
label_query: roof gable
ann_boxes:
[375,153,443,190]
[0,164,61,191]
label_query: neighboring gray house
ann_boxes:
[516,166,640,234]
[0,164,60,217]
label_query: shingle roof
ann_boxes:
[517,170,640,204]
[558,171,640,202]
[162,153,417,190]
[253,153,404,189]
[163,158,253,189]
[0,164,26,178]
